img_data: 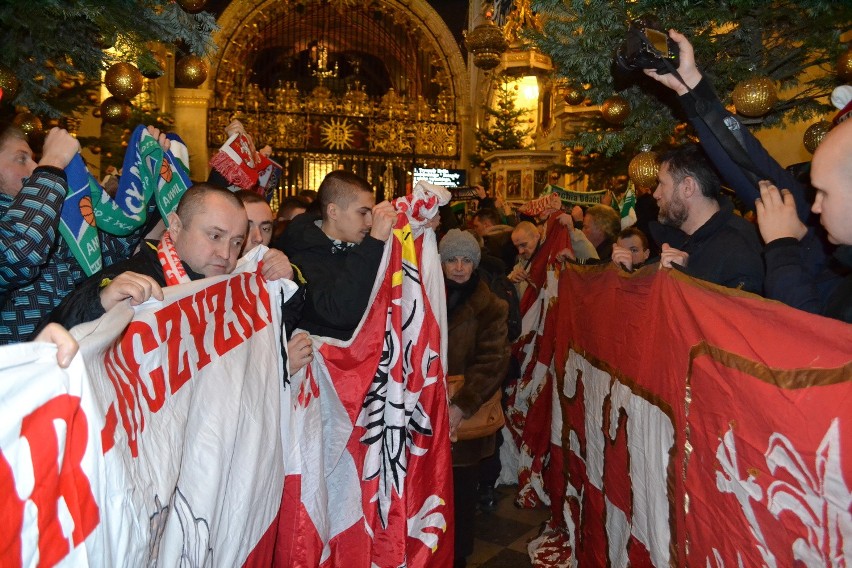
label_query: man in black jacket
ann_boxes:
[650,145,764,294]
[644,29,846,316]
[471,207,516,274]
[275,170,396,341]
[755,118,852,322]
[47,183,298,330]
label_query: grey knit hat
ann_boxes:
[439,229,481,268]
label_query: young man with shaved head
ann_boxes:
[278,170,397,341]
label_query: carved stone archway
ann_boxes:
[177,0,470,196]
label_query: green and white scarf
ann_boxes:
[61,126,192,275]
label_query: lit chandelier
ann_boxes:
[310,41,338,84]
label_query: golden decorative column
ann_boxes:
[172,87,213,179]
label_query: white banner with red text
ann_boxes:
[0,249,296,567]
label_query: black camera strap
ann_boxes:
[660,60,772,189]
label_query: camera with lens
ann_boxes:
[615,16,680,75]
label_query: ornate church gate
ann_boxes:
[210,0,469,200]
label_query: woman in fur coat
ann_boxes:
[439,229,510,568]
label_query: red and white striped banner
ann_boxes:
[502,214,571,508]
[530,263,852,566]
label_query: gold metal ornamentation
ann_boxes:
[732,76,778,118]
[321,117,356,150]
[464,17,509,71]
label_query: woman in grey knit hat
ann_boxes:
[438,229,510,568]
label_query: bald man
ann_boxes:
[756,118,852,322]
[508,219,598,295]
[810,119,852,246]
[507,221,540,298]
[46,184,297,329]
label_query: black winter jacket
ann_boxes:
[676,76,851,314]
[765,239,852,322]
[650,199,764,294]
[276,212,385,341]
[679,78,813,221]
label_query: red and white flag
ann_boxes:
[274,182,455,567]
[534,262,852,566]
[501,213,571,510]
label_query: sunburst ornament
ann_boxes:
[321,117,355,150]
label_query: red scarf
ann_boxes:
[157,232,189,286]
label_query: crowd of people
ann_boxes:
[1,28,850,568]
[470,31,851,327]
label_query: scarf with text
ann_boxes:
[519,193,562,218]
[209,132,282,196]
[157,231,190,286]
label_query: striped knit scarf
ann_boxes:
[156,231,189,286]
[61,125,192,276]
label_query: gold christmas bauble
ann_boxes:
[564,85,585,106]
[803,121,832,154]
[13,112,43,138]
[838,47,852,82]
[628,149,660,190]
[732,76,778,117]
[177,0,208,13]
[463,18,509,71]
[105,62,143,100]
[175,55,208,88]
[101,96,132,124]
[601,95,631,125]
[0,64,19,102]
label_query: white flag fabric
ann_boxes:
[0,246,296,567]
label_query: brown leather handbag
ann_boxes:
[447,374,505,440]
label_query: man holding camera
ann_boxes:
[645,29,850,319]
[634,29,764,293]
